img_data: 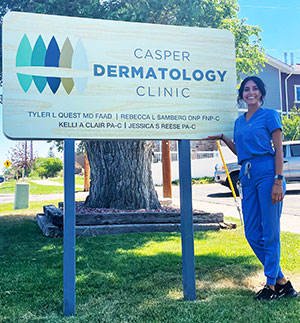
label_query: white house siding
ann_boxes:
[151,146,237,185]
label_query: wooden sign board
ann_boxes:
[3,11,237,140]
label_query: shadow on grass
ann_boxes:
[1,215,299,323]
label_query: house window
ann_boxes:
[295,85,300,103]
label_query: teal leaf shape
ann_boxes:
[31,35,47,93]
[16,34,33,92]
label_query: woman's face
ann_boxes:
[242,80,262,107]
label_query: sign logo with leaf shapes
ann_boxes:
[16,34,88,94]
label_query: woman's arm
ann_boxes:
[202,134,237,155]
[271,128,284,204]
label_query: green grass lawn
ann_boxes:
[50,176,84,186]
[0,179,84,195]
[0,210,299,322]
[0,200,65,215]
[0,196,87,215]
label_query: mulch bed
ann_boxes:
[74,201,181,215]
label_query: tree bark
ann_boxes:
[84,140,161,210]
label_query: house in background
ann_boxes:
[240,54,300,116]
[284,63,300,113]
[153,54,300,164]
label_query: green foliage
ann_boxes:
[27,169,41,179]
[172,176,214,185]
[1,0,265,79]
[282,107,300,141]
[100,0,265,76]
[221,17,266,76]
[192,176,215,184]
[100,0,238,27]
[34,157,63,178]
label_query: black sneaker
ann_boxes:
[275,281,298,298]
[254,285,277,301]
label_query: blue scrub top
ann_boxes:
[234,108,282,165]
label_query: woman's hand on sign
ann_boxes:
[202,134,237,155]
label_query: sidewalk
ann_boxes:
[0,191,88,204]
[155,185,300,235]
[29,179,84,189]
[173,196,300,235]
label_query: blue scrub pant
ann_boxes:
[239,155,286,285]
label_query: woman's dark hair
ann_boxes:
[237,76,266,106]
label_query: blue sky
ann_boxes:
[238,0,300,63]
[1,1,300,173]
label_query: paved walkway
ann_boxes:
[0,191,88,204]
[171,195,300,235]
[155,185,300,235]
[0,179,85,204]
[29,179,84,189]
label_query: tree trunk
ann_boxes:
[84,140,161,210]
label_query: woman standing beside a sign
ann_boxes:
[203,76,298,300]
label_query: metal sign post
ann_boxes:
[63,139,76,316]
[178,140,196,300]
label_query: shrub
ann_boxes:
[172,177,214,185]
[34,157,63,178]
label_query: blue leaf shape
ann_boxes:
[32,35,47,93]
[16,34,32,92]
[45,36,61,94]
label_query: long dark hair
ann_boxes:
[238,76,266,106]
